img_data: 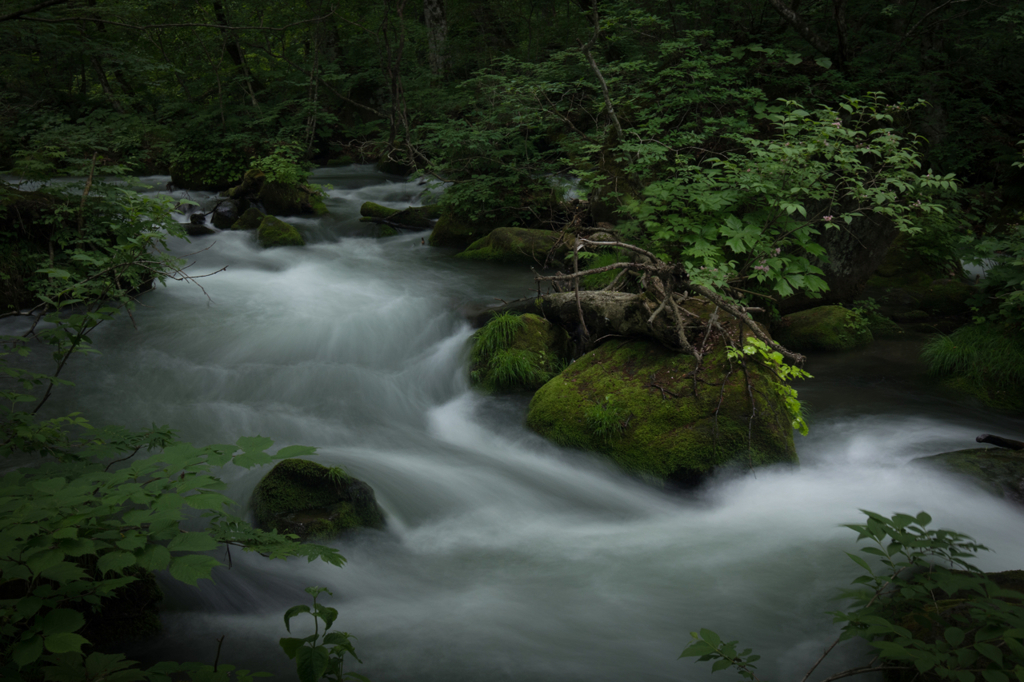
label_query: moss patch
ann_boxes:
[257,215,305,247]
[252,459,386,540]
[457,227,566,265]
[360,202,399,219]
[914,448,1024,503]
[526,339,798,482]
[428,209,505,248]
[233,206,264,231]
[773,305,873,352]
[471,313,571,392]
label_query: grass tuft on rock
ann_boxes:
[921,324,1024,412]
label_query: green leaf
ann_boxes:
[279,638,305,660]
[681,641,715,658]
[284,605,311,633]
[168,532,219,553]
[96,551,136,575]
[12,634,44,667]
[40,609,85,637]
[815,57,833,69]
[945,627,965,647]
[184,493,230,511]
[168,554,220,585]
[294,645,330,682]
[976,642,1004,667]
[135,544,172,571]
[699,629,721,648]
[44,632,90,654]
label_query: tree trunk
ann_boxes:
[423,0,448,81]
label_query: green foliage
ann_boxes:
[472,313,526,358]
[584,395,629,443]
[280,587,368,682]
[469,313,565,392]
[253,142,310,186]
[682,511,1024,681]
[726,338,811,436]
[921,324,1024,408]
[629,95,952,298]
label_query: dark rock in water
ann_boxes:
[211,200,240,229]
[359,202,439,231]
[185,213,215,236]
[914,448,1024,503]
[359,201,400,220]
[456,227,567,265]
[233,206,264,231]
[252,459,386,539]
[257,215,304,247]
[773,305,873,352]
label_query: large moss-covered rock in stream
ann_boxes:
[526,338,798,484]
[428,209,505,249]
[913,448,1024,504]
[470,313,571,392]
[227,169,327,216]
[773,305,873,352]
[456,227,568,265]
[252,459,386,539]
[257,215,305,247]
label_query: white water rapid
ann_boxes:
[34,166,1024,681]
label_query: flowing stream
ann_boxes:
[33,166,1024,681]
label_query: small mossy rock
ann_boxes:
[257,215,305,247]
[428,209,503,249]
[227,169,266,200]
[866,312,904,339]
[914,448,1024,504]
[457,228,567,265]
[526,339,798,484]
[471,313,571,392]
[773,305,873,352]
[259,180,327,216]
[252,459,386,540]
[389,204,440,230]
[233,206,264,231]
[360,201,400,219]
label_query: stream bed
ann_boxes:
[35,166,1024,681]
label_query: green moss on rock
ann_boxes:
[471,313,571,392]
[428,209,503,248]
[526,339,798,482]
[773,305,873,352]
[914,448,1024,503]
[226,169,328,216]
[233,207,264,231]
[252,459,386,540]
[456,228,566,265]
[257,215,305,247]
[360,202,400,219]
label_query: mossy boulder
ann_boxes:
[457,227,567,265]
[526,338,798,484]
[773,305,873,352]
[359,201,400,220]
[227,169,328,216]
[257,215,305,247]
[359,202,439,230]
[863,235,974,329]
[914,448,1024,504]
[232,206,264,231]
[428,209,505,249]
[470,313,571,392]
[252,459,386,540]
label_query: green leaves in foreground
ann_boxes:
[0,434,344,671]
[280,587,369,682]
[681,511,1024,682]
